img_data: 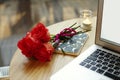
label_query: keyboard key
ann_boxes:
[109,61,115,64]
[94,49,101,54]
[96,60,102,63]
[110,56,115,60]
[107,69,114,73]
[114,71,120,76]
[85,64,91,69]
[102,66,108,70]
[87,56,97,61]
[108,64,114,68]
[104,72,120,80]
[91,54,99,58]
[104,58,110,62]
[99,52,105,56]
[112,55,118,58]
[106,52,112,56]
[90,66,97,71]
[115,63,120,67]
[102,62,108,65]
[116,58,120,62]
[114,66,120,70]
[98,56,104,60]
[80,62,86,66]
[90,61,96,65]
[96,69,104,74]
[104,54,110,58]
[102,51,107,53]
[84,59,91,63]
[96,64,102,68]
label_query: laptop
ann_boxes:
[0,42,14,80]
[0,50,10,78]
[50,0,120,80]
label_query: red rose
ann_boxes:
[17,33,43,58]
[33,42,54,62]
[17,23,54,62]
[30,23,50,43]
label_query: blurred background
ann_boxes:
[0,0,98,65]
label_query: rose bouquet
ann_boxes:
[17,23,54,62]
[17,22,88,62]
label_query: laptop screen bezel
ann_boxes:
[95,0,120,53]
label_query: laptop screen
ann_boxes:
[95,0,120,53]
[101,0,120,47]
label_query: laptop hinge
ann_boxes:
[103,46,120,54]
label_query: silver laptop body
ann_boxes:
[0,66,9,78]
[50,0,120,80]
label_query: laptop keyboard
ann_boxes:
[0,67,9,78]
[80,49,120,80]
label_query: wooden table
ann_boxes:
[10,17,96,80]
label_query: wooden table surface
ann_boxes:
[10,17,96,80]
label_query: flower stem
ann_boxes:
[69,22,77,28]
[73,25,81,30]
